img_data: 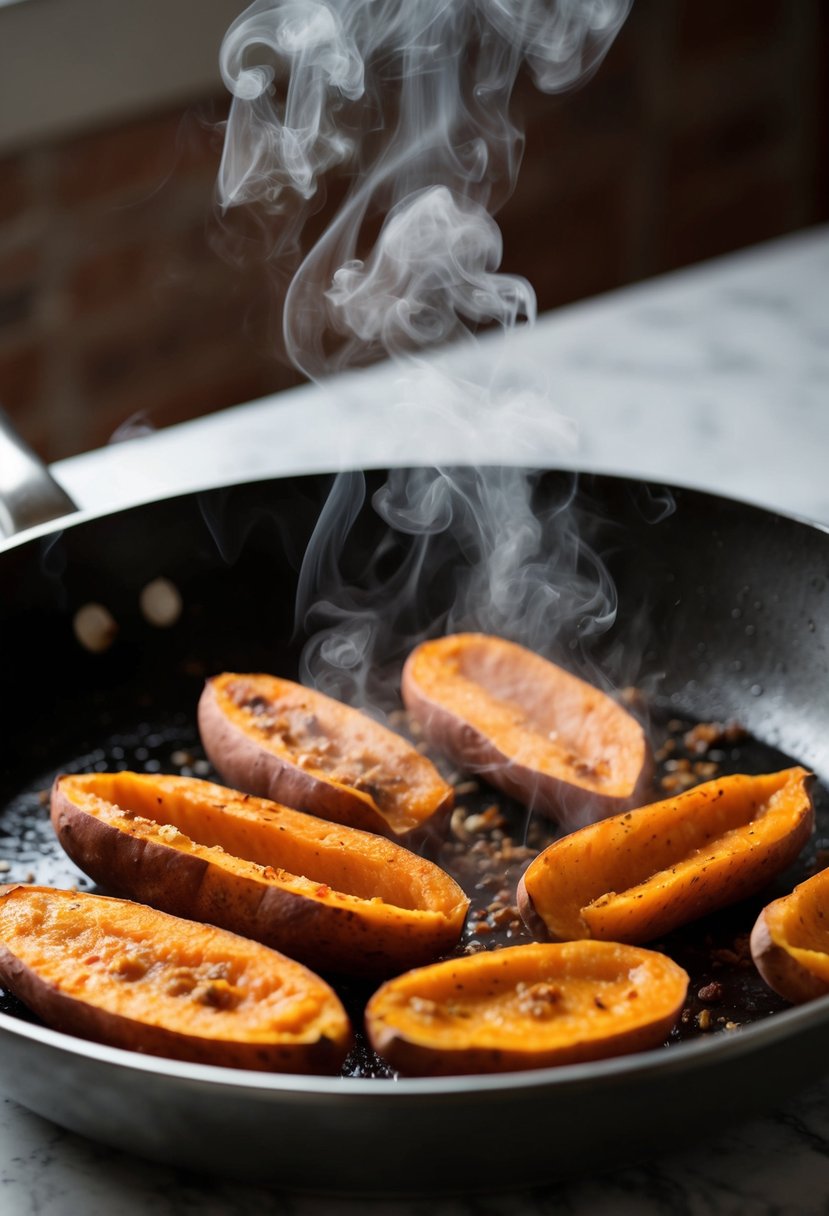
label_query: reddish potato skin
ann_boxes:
[400,642,651,824]
[0,887,350,1073]
[198,677,382,834]
[515,878,550,943]
[50,781,464,977]
[750,906,829,1006]
[197,678,453,842]
[516,769,814,946]
[367,1007,683,1078]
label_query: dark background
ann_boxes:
[1,0,827,462]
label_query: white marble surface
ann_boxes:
[4,225,829,1213]
[51,224,829,528]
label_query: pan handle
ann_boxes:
[0,407,78,538]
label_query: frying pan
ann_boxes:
[1,437,829,1194]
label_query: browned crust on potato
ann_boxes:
[0,886,351,1073]
[515,875,550,943]
[50,773,468,977]
[198,675,454,840]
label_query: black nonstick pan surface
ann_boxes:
[1,467,829,1194]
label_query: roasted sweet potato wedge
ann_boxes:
[0,885,351,1072]
[518,768,813,945]
[401,633,650,824]
[198,672,454,839]
[51,772,469,976]
[365,941,688,1075]
[750,868,829,1004]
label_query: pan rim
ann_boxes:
[1,986,827,1098]
[4,464,829,555]
[3,466,829,1122]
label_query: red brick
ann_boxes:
[0,245,39,284]
[3,2,822,466]
[818,1,829,219]
[174,97,228,176]
[76,274,272,400]
[665,104,791,196]
[0,245,40,332]
[55,104,221,209]
[65,210,243,319]
[62,353,297,459]
[0,156,33,225]
[658,171,796,271]
[127,361,298,433]
[67,241,156,317]
[676,0,789,63]
[0,288,35,331]
[0,344,42,411]
[502,178,628,311]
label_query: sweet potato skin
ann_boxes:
[750,869,829,1005]
[519,768,813,945]
[51,773,469,977]
[401,634,651,825]
[198,673,454,840]
[365,941,689,1076]
[749,910,829,1005]
[0,885,352,1072]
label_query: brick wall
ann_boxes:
[1,0,826,462]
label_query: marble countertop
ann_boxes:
[4,225,829,1213]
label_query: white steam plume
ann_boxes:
[217,0,634,726]
[298,462,619,715]
[219,0,631,377]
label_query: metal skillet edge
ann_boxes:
[0,981,827,1191]
[1,986,828,1093]
[3,466,829,1189]
[4,458,829,552]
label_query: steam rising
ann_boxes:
[217,0,632,711]
[327,188,534,352]
[298,464,619,713]
[219,0,630,375]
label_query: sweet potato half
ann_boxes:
[401,633,650,824]
[0,885,351,1072]
[518,768,813,945]
[751,868,829,1005]
[51,772,469,976]
[198,673,454,839]
[365,941,689,1076]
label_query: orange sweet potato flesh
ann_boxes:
[751,868,829,1004]
[0,885,351,1072]
[401,633,651,824]
[365,941,688,1076]
[51,772,469,977]
[198,673,454,839]
[518,768,813,945]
